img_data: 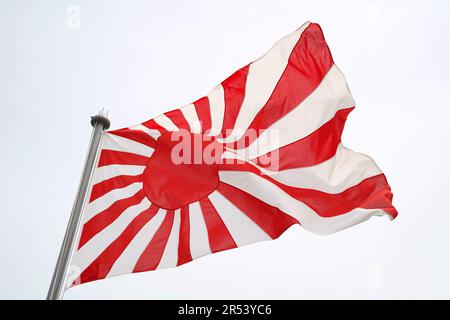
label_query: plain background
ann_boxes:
[1,0,449,299]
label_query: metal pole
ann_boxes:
[47,112,110,300]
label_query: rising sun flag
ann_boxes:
[59,21,397,289]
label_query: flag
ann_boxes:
[69,21,397,286]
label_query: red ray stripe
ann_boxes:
[199,197,237,253]
[193,97,211,134]
[89,174,143,203]
[219,161,259,173]
[133,210,175,272]
[358,179,398,219]
[217,182,298,239]
[164,109,191,131]
[252,107,354,170]
[108,129,157,149]
[77,204,159,284]
[220,64,250,137]
[219,162,396,219]
[230,23,334,149]
[142,118,167,132]
[177,205,192,266]
[271,174,397,218]
[98,150,149,167]
[79,190,146,248]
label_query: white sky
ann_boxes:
[1,0,449,299]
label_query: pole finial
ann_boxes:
[91,110,110,129]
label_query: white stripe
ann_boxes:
[91,165,145,185]
[107,208,166,277]
[262,144,382,193]
[222,144,382,193]
[71,197,151,274]
[189,202,212,259]
[128,124,161,140]
[206,84,225,136]
[219,22,310,143]
[82,182,142,222]
[154,114,179,131]
[101,132,153,157]
[208,191,271,246]
[157,210,181,269]
[219,171,391,235]
[180,104,202,134]
[236,65,355,159]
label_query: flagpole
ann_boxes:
[47,111,110,300]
